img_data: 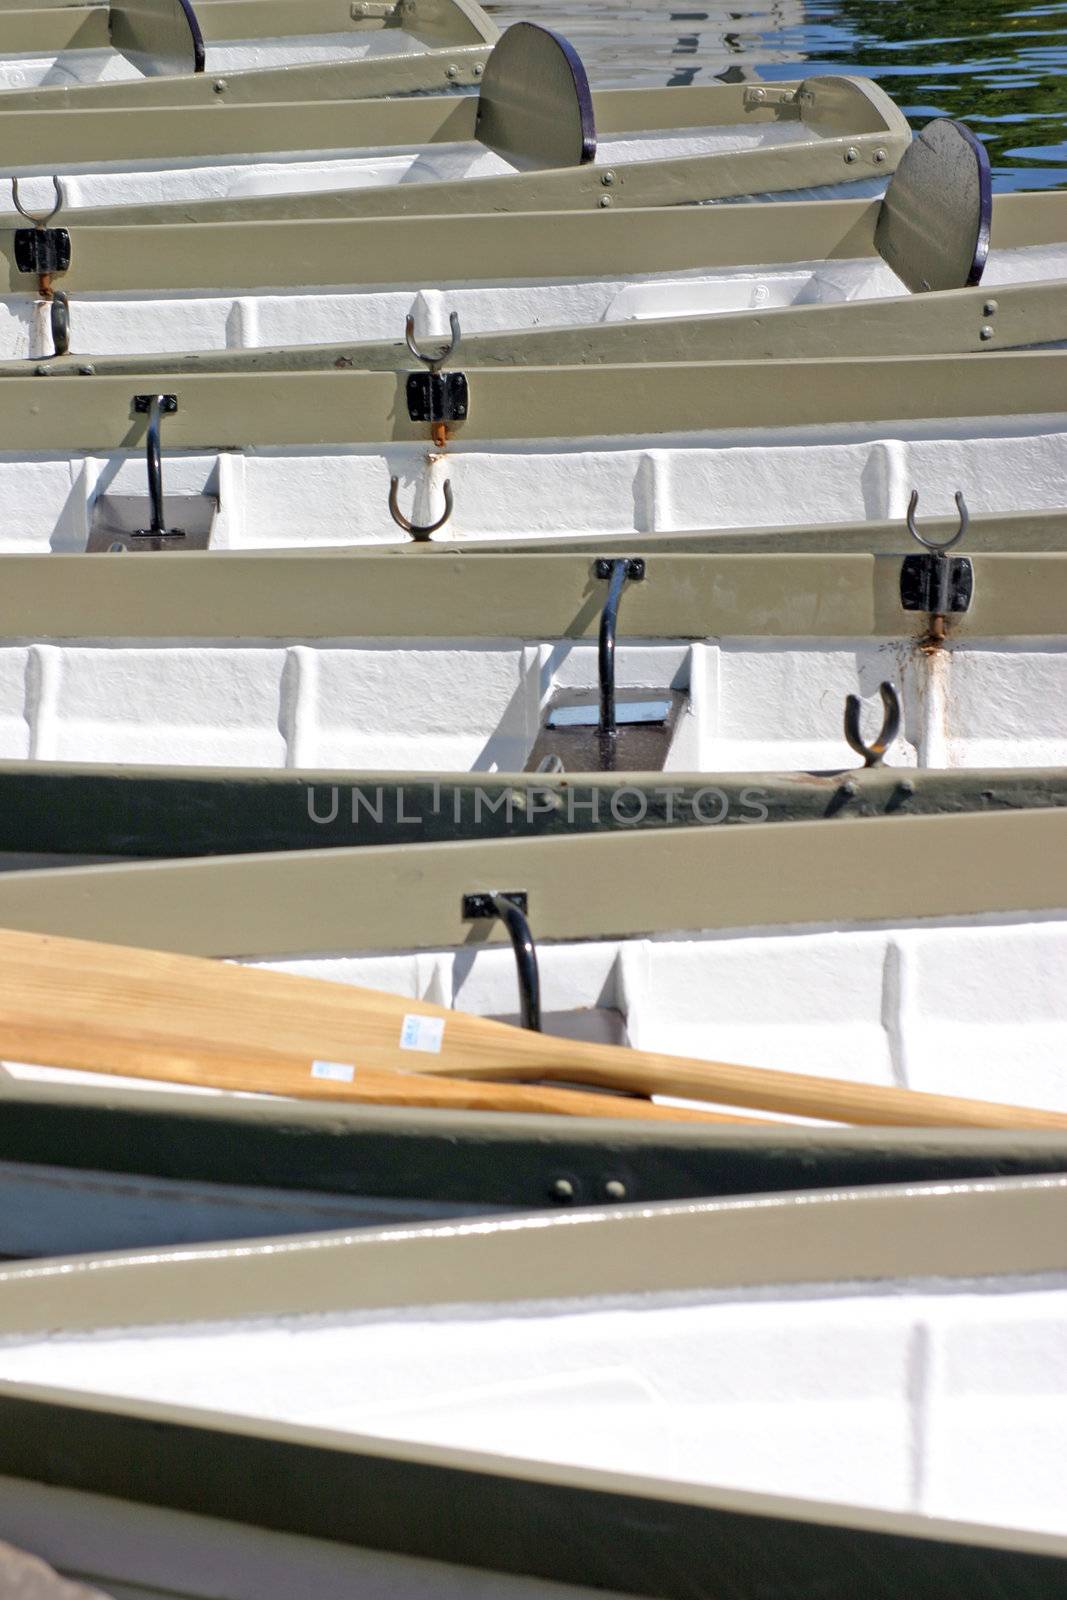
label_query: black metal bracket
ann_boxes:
[900,554,974,614]
[14,227,70,278]
[406,371,468,425]
[462,890,541,1033]
[595,557,646,744]
[133,394,181,539]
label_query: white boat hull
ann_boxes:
[6,238,1064,363]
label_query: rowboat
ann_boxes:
[0,497,1061,767]
[7,117,1064,365]
[1,1176,1066,1569]
[0,27,909,219]
[7,1066,1067,1256]
[0,348,1064,551]
[0,0,498,99]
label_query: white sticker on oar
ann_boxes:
[400,1014,445,1054]
[310,1060,356,1083]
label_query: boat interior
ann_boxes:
[0,1179,1065,1540]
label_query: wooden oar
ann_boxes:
[0,927,748,1123]
[0,927,1062,1130]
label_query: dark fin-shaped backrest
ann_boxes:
[111,0,205,77]
[875,118,991,293]
[475,22,595,170]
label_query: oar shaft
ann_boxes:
[452,1053,1067,1130]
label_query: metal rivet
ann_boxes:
[34,364,48,376]
[838,779,858,799]
[983,300,998,316]
[898,778,915,796]
[598,195,612,208]
[873,147,887,163]
[601,172,615,186]
[749,87,766,103]
[445,63,458,78]
[979,325,995,341]
[603,1179,627,1201]
[844,146,860,163]
[78,364,94,375]
[213,78,227,92]
[551,1177,576,1202]
[473,63,483,75]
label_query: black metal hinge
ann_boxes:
[14,227,70,277]
[406,371,468,425]
[900,553,974,614]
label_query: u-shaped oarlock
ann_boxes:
[11,175,65,228]
[405,311,461,374]
[844,680,901,769]
[133,393,178,538]
[462,890,541,1033]
[388,475,454,541]
[906,488,969,553]
[900,488,974,623]
[596,557,645,745]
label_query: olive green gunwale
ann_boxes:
[0,77,905,219]
[1,1176,1064,1327]
[2,764,1066,861]
[7,1074,1067,1209]
[8,191,1048,297]
[1,351,1065,447]
[0,532,1064,641]
[18,278,1066,370]
[0,807,1062,957]
[1,1377,1064,1600]
[2,193,1057,296]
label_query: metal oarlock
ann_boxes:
[844,681,901,769]
[387,475,454,540]
[12,177,71,359]
[900,488,974,632]
[404,310,468,448]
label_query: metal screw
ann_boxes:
[844,146,860,163]
[601,171,615,186]
[445,63,458,78]
[603,1179,627,1201]
[78,364,94,375]
[598,195,612,208]
[551,1177,576,1202]
[749,87,766,103]
[873,147,887,163]
[979,325,995,341]
[983,300,998,316]
[34,364,48,376]
[473,63,483,75]
[213,78,227,92]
